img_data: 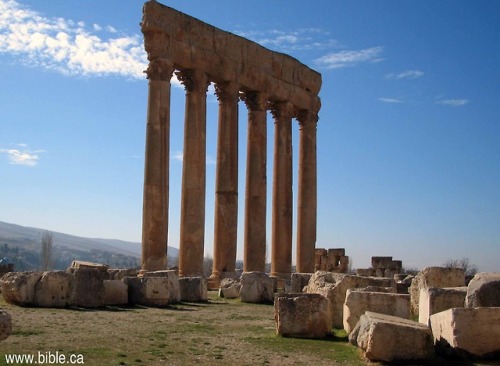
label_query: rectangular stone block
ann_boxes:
[371,256,393,269]
[274,293,331,338]
[343,289,410,333]
[125,272,180,306]
[418,287,467,325]
[290,273,312,293]
[179,277,207,302]
[430,307,500,359]
[34,271,72,308]
[103,280,128,306]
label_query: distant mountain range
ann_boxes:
[0,221,178,271]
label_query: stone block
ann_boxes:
[418,287,467,325]
[349,311,434,362]
[239,272,274,304]
[34,271,73,308]
[218,278,240,299]
[290,273,312,293]
[430,307,500,359]
[0,308,12,341]
[179,277,207,302]
[70,268,104,308]
[343,289,410,333]
[356,268,373,277]
[371,256,393,269]
[1,271,43,306]
[68,260,109,279]
[328,248,345,257]
[274,293,331,338]
[465,272,500,308]
[103,280,128,306]
[409,267,465,317]
[305,271,395,328]
[126,271,180,306]
[108,269,138,280]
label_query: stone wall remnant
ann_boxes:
[314,248,349,273]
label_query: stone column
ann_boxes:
[141,58,174,273]
[296,110,318,273]
[242,91,268,272]
[177,69,209,277]
[211,81,240,281]
[270,101,294,279]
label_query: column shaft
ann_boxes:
[242,92,267,272]
[212,82,239,278]
[141,59,174,272]
[271,102,294,279]
[177,69,209,277]
[296,110,318,273]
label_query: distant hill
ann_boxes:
[0,221,179,271]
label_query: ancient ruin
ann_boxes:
[139,1,321,284]
[314,248,349,273]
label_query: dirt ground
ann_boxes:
[0,292,365,366]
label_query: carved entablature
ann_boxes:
[141,0,321,114]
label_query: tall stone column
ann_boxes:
[141,58,174,273]
[296,110,318,273]
[242,91,268,272]
[270,101,294,279]
[211,81,240,280]
[177,69,209,277]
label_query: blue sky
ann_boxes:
[1,0,499,271]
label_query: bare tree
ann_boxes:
[443,257,478,277]
[203,253,213,278]
[40,231,53,271]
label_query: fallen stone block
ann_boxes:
[343,289,410,333]
[418,287,467,325]
[409,267,465,317]
[290,273,312,293]
[349,311,434,362]
[126,271,180,306]
[218,278,240,299]
[1,271,43,306]
[179,277,207,302]
[465,272,500,308]
[103,280,128,306]
[430,307,500,359]
[0,308,12,341]
[70,268,104,308]
[239,272,274,303]
[274,293,331,338]
[34,271,73,308]
[305,271,395,328]
[68,260,109,279]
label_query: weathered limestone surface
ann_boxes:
[349,311,434,362]
[70,268,104,308]
[465,272,500,308]
[103,280,129,306]
[290,273,312,293]
[128,270,180,306]
[108,269,138,280]
[274,293,331,338]
[69,260,109,279]
[0,308,11,342]
[179,277,207,302]
[409,267,465,316]
[430,307,500,359]
[34,271,73,308]
[305,271,395,328]
[218,278,241,299]
[239,272,274,303]
[1,271,43,306]
[418,287,467,325]
[343,289,410,333]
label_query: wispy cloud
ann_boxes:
[314,46,384,69]
[436,99,469,107]
[0,0,147,78]
[171,151,216,165]
[385,70,424,80]
[235,28,340,52]
[0,144,46,166]
[378,97,403,104]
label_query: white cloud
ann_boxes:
[171,150,216,165]
[0,0,147,79]
[314,46,384,69]
[0,144,46,166]
[378,97,403,104]
[436,99,469,107]
[386,70,424,80]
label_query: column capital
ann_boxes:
[270,101,295,121]
[241,91,267,112]
[145,58,174,81]
[214,81,240,102]
[175,69,209,94]
[296,109,319,129]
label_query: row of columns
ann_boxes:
[141,59,318,280]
